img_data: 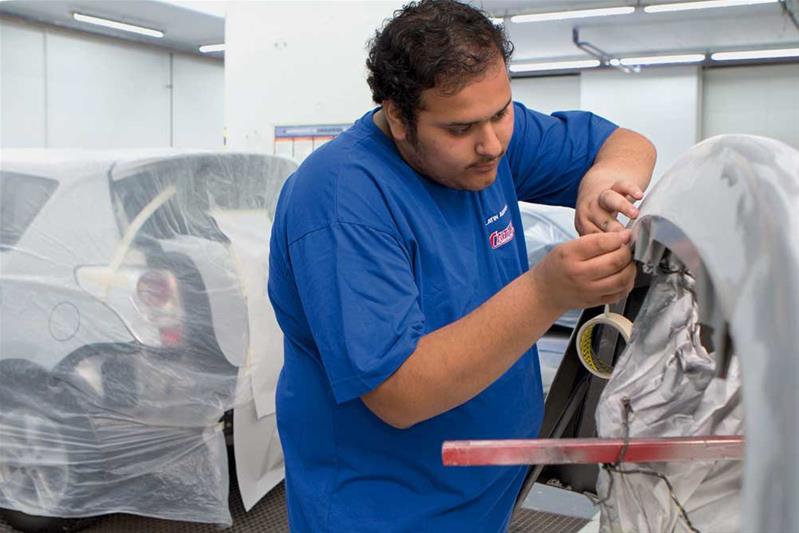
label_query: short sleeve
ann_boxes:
[507,102,617,207]
[289,222,425,404]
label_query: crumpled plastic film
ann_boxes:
[595,134,799,533]
[596,255,743,533]
[0,150,296,524]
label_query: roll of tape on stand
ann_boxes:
[576,305,633,379]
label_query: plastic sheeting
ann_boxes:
[595,135,799,533]
[0,150,296,524]
[596,254,743,532]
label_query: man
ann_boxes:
[268,0,656,531]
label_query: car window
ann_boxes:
[196,162,269,210]
[0,171,58,249]
[112,164,226,243]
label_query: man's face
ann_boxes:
[389,59,514,191]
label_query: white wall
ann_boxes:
[173,54,225,148]
[702,64,799,149]
[0,20,46,147]
[45,30,172,148]
[511,75,581,114]
[580,67,702,181]
[0,17,224,149]
[225,1,404,152]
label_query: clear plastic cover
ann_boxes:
[596,135,799,533]
[596,254,743,533]
[0,150,296,525]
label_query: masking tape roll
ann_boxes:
[576,308,633,379]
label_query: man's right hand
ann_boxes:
[531,230,636,312]
[363,229,636,430]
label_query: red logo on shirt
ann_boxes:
[489,221,515,249]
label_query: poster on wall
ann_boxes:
[274,124,351,164]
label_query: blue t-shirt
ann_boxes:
[268,102,616,532]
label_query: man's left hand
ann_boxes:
[575,179,644,234]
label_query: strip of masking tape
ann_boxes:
[226,244,253,371]
[576,305,633,379]
[103,185,177,298]
[207,209,256,371]
[77,266,136,295]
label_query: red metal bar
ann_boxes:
[442,436,744,466]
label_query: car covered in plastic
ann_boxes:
[0,150,295,530]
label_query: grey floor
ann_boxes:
[0,481,594,532]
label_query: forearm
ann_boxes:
[578,128,656,200]
[362,269,564,429]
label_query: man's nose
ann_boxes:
[475,123,502,159]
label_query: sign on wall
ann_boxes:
[274,124,351,163]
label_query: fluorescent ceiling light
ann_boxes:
[644,0,777,13]
[510,59,601,72]
[511,6,635,23]
[619,53,706,65]
[73,12,164,38]
[489,17,505,25]
[199,43,225,53]
[711,48,799,60]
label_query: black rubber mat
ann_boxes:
[1,482,588,532]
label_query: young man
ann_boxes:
[268,1,656,530]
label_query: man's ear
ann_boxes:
[383,100,409,142]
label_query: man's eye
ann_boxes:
[449,126,471,135]
[492,109,508,121]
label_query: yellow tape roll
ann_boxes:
[576,306,633,379]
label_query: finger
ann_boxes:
[590,262,636,294]
[581,208,625,233]
[610,180,644,200]
[597,288,632,307]
[598,189,640,220]
[585,209,625,233]
[572,230,631,260]
[585,285,632,308]
[576,216,604,235]
[593,217,626,233]
[582,244,633,280]
[603,274,636,302]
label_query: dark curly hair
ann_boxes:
[366,0,513,136]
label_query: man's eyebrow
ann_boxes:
[445,98,513,127]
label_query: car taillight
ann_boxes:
[136,269,183,347]
[136,270,174,308]
[159,325,183,346]
[76,264,185,348]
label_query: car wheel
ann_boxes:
[0,360,96,533]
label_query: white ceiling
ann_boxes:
[0,0,797,62]
[0,0,225,56]
[480,1,799,60]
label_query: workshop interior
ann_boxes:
[0,1,797,532]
